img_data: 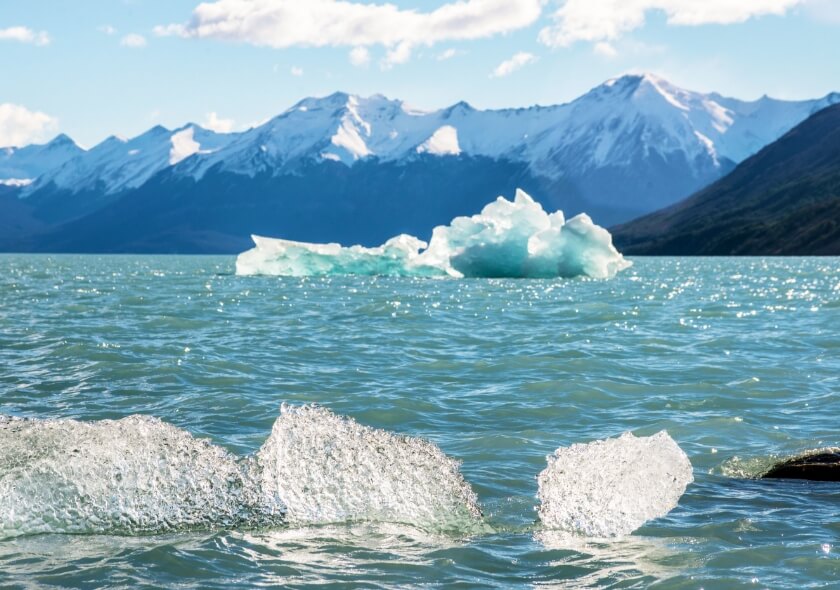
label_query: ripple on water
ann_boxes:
[0,255,839,588]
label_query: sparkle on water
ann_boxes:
[1,254,839,589]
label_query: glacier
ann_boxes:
[537,432,694,537]
[235,189,632,279]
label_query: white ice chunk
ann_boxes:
[236,234,437,277]
[236,189,631,279]
[252,404,481,531]
[0,415,261,539]
[0,407,482,538]
[537,431,693,537]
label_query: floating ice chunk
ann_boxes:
[252,404,481,531]
[236,189,631,279]
[0,408,483,539]
[236,234,440,278]
[537,431,693,537]
[0,415,265,539]
[419,189,631,279]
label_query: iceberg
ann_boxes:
[236,189,632,279]
[537,432,693,537]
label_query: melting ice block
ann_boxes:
[0,408,483,539]
[0,415,265,539]
[236,189,632,279]
[252,404,482,531]
[537,431,693,537]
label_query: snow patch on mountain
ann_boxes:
[0,178,33,187]
[417,126,461,156]
[169,128,202,165]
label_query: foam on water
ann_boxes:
[537,432,693,537]
[252,405,482,531]
[236,189,631,279]
[0,415,263,539]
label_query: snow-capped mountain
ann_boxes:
[3,73,838,253]
[15,73,838,209]
[26,124,236,196]
[187,74,836,175]
[0,134,83,186]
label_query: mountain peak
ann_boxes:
[600,72,682,96]
[48,133,78,148]
[446,100,476,113]
[141,125,171,137]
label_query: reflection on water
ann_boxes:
[534,532,692,588]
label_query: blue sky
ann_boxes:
[1,0,839,148]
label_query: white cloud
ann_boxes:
[290,66,304,76]
[382,41,412,68]
[539,0,804,47]
[0,26,50,46]
[593,41,618,58]
[155,0,543,65]
[491,51,537,77]
[203,111,235,132]
[0,103,59,147]
[120,33,147,48]
[99,25,118,35]
[437,48,460,61]
[349,46,371,67]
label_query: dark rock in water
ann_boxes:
[762,452,840,481]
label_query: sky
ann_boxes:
[1,0,839,148]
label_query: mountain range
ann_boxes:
[613,103,840,255]
[2,73,838,253]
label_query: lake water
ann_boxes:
[1,255,839,589]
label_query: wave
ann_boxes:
[537,432,694,537]
[236,189,631,279]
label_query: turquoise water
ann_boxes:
[1,254,839,589]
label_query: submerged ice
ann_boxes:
[537,432,693,537]
[236,189,631,279]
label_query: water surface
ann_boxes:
[1,255,839,588]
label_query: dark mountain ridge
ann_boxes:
[613,103,840,255]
